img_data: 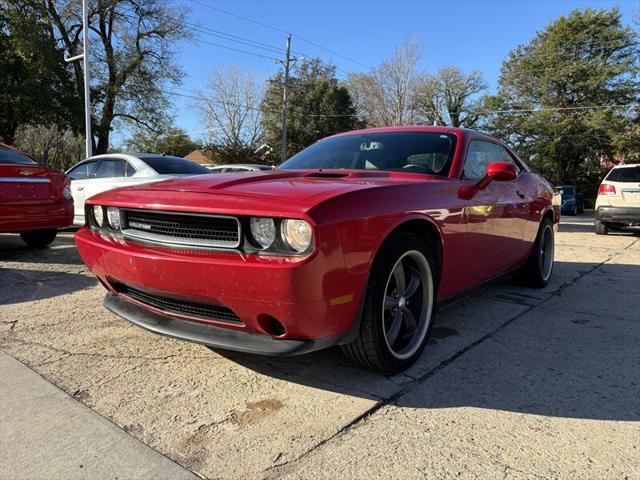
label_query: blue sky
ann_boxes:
[131,0,638,144]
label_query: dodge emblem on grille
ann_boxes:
[129,221,152,230]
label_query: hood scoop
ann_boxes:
[304,171,349,179]
[302,170,392,180]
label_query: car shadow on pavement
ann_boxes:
[0,268,96,305]
[216,261,639,422]
[559,221,638,235]
[0,233,84,266]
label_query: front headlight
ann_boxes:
[107,207,121,230]
[281,219,312,253]
[250,217,276,249]
[92,205,105,227]
[63,186,72,199]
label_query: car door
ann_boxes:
[66,160,99,222]
[461,140,527,283]
[82,157,136,203]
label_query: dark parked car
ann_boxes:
[556,185,584,215]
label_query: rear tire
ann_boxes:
[516,218,554,288]
[341,233,436,374]
[594,220,608,235]
[20,229,57,248]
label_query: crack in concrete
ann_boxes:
[262,253,617,480]
[1,336,221,363]
[2,319,18,331]
[0,347,198,480]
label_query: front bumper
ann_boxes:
[75,226,366,349]
[104,293,342,356]
[596,206,640,225]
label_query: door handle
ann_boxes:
[76,186,84,191]
[516,190,525,199]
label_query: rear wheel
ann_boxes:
[341,233,436,374]
[516,218,554,288]
[20,229,57,248]
[594,220,608,235]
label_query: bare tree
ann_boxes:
[197,66,264,161]
[418,67,486,128]
[347,38,425,127]
[14,124,84,170]
[36,0,190,154]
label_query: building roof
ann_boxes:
[184,149,216,165]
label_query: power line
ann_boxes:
[481,104,638,115]
[166,87,637,118]
[183,21,286,55]
[118,10,284,61]
[187,0,290,34]
[119,5,357,80]
[194,38,279,61]
[185,0,372,70]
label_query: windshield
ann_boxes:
[280,132,457,176]
[140,156,209,175]
[606,167,640,182]
[0,146,38,165]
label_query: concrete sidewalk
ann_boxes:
[0,351,197,480]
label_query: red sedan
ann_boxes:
[76,127,559,373]
[1,144,74,247]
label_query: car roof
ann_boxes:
[121,153,186,160]
[611,163,639,169]
[326,125,495,140]
[212,164,271,169]
[80,153,185,161]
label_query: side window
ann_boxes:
[125,162,136,177]
[94,159,127,178]
[462,141,502,180]
[497,145,521,171]
[67,160,97,180]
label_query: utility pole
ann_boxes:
[65,0,92,158]
[280,34,292,162]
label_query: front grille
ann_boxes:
[114,283,242,324]
[121,209,240,249]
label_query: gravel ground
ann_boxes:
[1,214,638,480]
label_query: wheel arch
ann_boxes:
[542,207,555,225]
[373,215,444,284]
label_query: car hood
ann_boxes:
[126,169,440,205]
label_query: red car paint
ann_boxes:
[0,144,73,233]
[75,127,559,352]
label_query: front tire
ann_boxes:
[341,233,436,374]
[20,229,57,248]
[516,218,554,288]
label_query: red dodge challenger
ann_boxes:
[1,144,74,247]
[76,127,559,373]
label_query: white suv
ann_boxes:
[595,164,640,235]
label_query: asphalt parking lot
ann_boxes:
[1,213,639,480]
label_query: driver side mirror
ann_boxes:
[485,162,517,182]
[458,162,518,199]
